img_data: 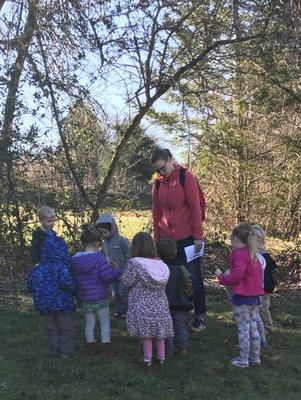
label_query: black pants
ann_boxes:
[175,236,206,316]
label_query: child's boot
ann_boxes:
[83,342,100,356]
[100,343,118,358]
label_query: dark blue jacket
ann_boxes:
[28,232,76,315]
[164,258,193,312]
[262,251,277,293]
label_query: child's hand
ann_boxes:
[215,268,223,277]
[109,259,117,268]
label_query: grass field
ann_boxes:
[0,291,300,400]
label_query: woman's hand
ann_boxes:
[215,268,223,277]
[194,240,203,253]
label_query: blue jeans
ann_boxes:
[111,279,128,315]
[165,310,189,355]
[176,236,206,317]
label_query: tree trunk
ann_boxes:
[0,1,38,266]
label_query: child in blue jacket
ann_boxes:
[28,226,77,358]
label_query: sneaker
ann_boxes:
[249,359,261,366]
[177,349,188,357]
[156,359,165,365]
[191,317,205,332]
[230,357,249,368]
[60,353,76,359]
[143,361,152,368]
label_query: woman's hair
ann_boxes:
[150,147,173,164]
[80,224,102,245]
[157,237,177,260]
[131,232,157,258]
[232,222,265,261]
[248,224,265,261]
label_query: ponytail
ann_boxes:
[247,225,265,262]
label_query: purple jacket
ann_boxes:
[71,251,121,302]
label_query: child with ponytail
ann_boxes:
[215,222,265,368]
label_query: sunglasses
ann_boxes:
[156,164,166,174]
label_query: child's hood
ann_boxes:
[71,252,102,275]
[95,213,119,238]
[133,257,170,283]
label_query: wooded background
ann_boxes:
[0,0,300,269]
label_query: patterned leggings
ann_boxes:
[233,305,261,363]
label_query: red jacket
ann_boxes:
[218,246,265,296]
[152,164,203,242]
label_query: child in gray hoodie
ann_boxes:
[95,213,131,318]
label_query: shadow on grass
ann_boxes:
[0,292,300,400]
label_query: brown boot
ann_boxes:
[100,343,118,358]
[83,342,100,356]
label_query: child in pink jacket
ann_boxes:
[215,222,265,368]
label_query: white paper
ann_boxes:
[184,242,205,262]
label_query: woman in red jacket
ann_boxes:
[151,147,206,331]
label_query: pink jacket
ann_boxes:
[218,247,265,296]
[152,164,203,242]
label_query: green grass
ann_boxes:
[0,293,300,400]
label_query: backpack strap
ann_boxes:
[179,167,186,188]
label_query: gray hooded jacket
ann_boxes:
[96,213,130,272]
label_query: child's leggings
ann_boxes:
[143,338,165,362]
[233,305,261,363]
[84,307,110,343]
[257,313,267,344]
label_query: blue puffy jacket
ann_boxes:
[28,232,76,315]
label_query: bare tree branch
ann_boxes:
[36,30,96,211]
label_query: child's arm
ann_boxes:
[121,260,138,289]
[98,254,121,284]
[58,265,77,292]
[180,265,194,296]
[218,253,247,287]
[121,237,131,264]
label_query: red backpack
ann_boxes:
[156,167,206,221]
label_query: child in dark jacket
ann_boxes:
[259,246,277,333]
[71,224,121,357]
[157,237,193,356]
[95,213,130,319]
[28,229,77,358]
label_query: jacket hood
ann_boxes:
[95,213,119,238]
[133,257,170,283]
[72,252,101,275]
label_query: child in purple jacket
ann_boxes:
[71,224,121,357]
